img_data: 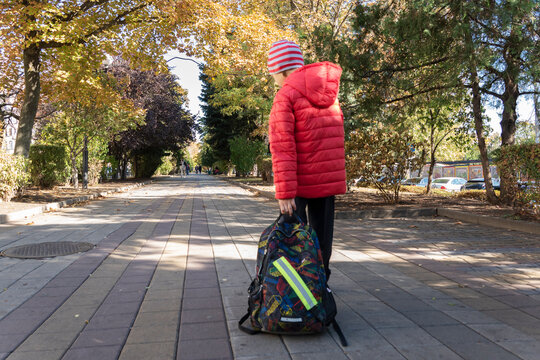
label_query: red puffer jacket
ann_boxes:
[269,61,346,199]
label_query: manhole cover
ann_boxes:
[0,241,94,259]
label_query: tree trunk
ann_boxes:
[425,157,436,195]
[499,73,520,205]
[121,158,128,179]
[470,68,498,204]
[14,44,41,157]
[71,155,79,189]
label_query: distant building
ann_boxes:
[411,160,499,180]
[1,118,18,154]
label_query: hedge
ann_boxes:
[29,145,70,188]
[0,151,29,202]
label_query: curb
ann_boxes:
[437,208,540,236]
[335,208,437,219]
[224,178,540,235]
[0,180,153,225]
[224,178,437,219]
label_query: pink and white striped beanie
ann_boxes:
[267,40,304,75]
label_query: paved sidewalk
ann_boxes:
[0,175,539,360]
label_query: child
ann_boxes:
[267,40,346,280]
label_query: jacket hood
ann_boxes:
[283,62,342,108]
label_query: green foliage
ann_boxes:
[156,154,176,176]
[346,125,420,203]
[133,148,164,179]
[0,151,29,201]
[198,142,217,168]
[228,136,264,177]
[495,143,540,205]
[28,145,70,188]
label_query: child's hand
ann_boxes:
[278,199,296,215]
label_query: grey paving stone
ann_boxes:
[70,327,130,348]
[290,351,348,360]
[138,299,180,313]
[84,313,135,331]
[133,310,179,327]
[469,323,536,343]
[378,326,443,348]
[230,335,288,358]
[119,342,176,360]
[460,297,511,311]
[181,308,225,324]
[125,324,178,344]
[283,332,341,354]
[497,340,540,360]
[62,345,122,360]
[182,296,224,311]
[359,310,417,329]
[12,331,74,352]
[178,337,233,360]
[445,341,521,360]
[180,321,228,341]
[443,309,500,325]
[402,310,461,326]
[423,324,490,345]
[397,345,463,360]
[4,349,65,360]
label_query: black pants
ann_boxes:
[294,196,335,281]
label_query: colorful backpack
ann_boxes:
[238,213,347,346]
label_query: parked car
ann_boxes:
[402,177,429,187]
[430,177,467,192]
[461,178,500,191]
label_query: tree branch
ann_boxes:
[383,85,459,104]
[360,57,451,78]
[167,57,203,66]
[49,0,110,24]
[40,3,148,48]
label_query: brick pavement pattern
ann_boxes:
[0,175,539,360]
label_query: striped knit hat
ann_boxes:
[267,40,304,75]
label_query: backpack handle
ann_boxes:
[277,211,304,225]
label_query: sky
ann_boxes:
[165,51,536,137]
[165,50,204,118]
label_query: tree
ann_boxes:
[0,0,200,157]
[40,102,142,188]
[409,97,473,193]
[228,136,264,177]
[344,0,539,204]
[198,70,261,164]
[107,61,195,179]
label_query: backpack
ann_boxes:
[238,213,347,346]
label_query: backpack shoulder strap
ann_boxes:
[332,319,348,347]
[238,312,260,335]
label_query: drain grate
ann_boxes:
[0,241,94,259]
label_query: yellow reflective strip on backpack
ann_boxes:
[273,256,318,310]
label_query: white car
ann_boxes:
[430,177,467,192]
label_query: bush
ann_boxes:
[0,151,29,201]
[346,125,420,203]
[495,143,540,205]
[88,158,103,185]
[28,145,70,188]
